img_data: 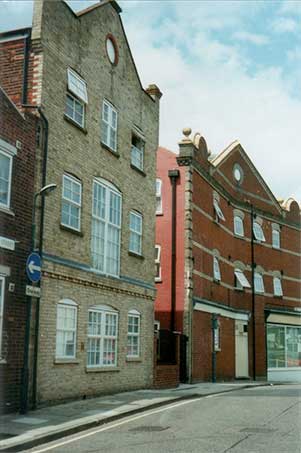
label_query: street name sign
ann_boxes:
[26,252,42,283]
[26,285,41,298]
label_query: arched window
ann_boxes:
[254,271,265,294]
[273,276,283,297]
[234,216,244,237]
[213,256,221,282]
[56,299,78,359]
[272,225,280,249]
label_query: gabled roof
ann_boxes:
[211,140,282,214]
[76,0,121,16]
[0,86,25,119]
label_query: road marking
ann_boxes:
[31,397,202,452]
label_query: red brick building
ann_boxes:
[0,86,36,412]
[156,129,301,383]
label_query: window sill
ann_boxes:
[155,279,162,283]
[86,366,120,373]
[213,279,221,284]
[126,357,142,363]
[130,164,146,177]
[274,295,283,299]
[64,114,87,133]
[234,234,244,239]
[0,206,15,217]
[101,142,120,158]
[60,223,83,237]
[54,359,80,365]
[128,251,144,260]
[156,212,163,216]
[234,287,244,292]
[0,359,7,365]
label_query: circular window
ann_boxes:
[106,36,118,65]
[233,164,243,184]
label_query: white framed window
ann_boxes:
[267,324,301,369]
[213,199,225,222]
[61,174,82,231]
[67,68,88,103]
[0,150,13,209]
[65,93,85,128]
[155,245,161,281]
[0,276,5,358]
[56,299,77,359]
[87,305,118,367]
[156,179,162,214]
[101,100,118,152]
[253,221,266,242]
[213,256,221,282]
[272,229,280,249]
[91,179,121,277]
[273,277,283,297]
[129,211,142,255]
[127,310,140,358]
[131,134,144,171]
[235,269,251,289]
[254,272,265,293]
[234,216,244,237]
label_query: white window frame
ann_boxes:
[213,256,221,282]
[129,211,142,256]
[253,221,266,242]
[273,277,283,297]
[213,199,225,222]
[254,272,265,294]
[235,269,251,289]
[155,245,161,281]
[87,305,118,368]
[272,229,280,249]
[0,276,5,359]
[67,68,88,103]
[101,100,118,152]
[156,179,162,214]
[131,134,144,171]
[61,174,82,232]
[234,215,244,237]
[55,299,77,360]
[0,149,13,210]
[91,179,122,277]
[127,310,140,358]
[65,93,85,128]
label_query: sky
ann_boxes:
[1,0,301,202]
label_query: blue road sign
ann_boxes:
[26,252,42,283]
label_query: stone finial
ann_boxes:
[179,127,192,144]
[145,84,162,100]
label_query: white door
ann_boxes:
[235,321,249,378]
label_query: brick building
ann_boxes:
[156,129,301,383]
[0,86,37,412]
[1,0,161,407]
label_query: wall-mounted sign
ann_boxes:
[26,285,41,298]
[0,236,15,251]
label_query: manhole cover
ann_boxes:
[129,426,169,433]
[240,428,276,434]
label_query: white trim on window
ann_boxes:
[101,100,118,152]
[273,277,283,297]
[131,134,144,171]
[55,299,77,359]
[61,174,82,231]
[254,272,265,293]
[0,150,13,209]
[0,276,5,359]
[155,245,161,281]
[235,269,251,289]
[272,229,280,249]
[67,68,88,103]
[253,221,266,242]
[129,211,142,255]
[213,199,225,222]
[213,256,221,282]
[127,310,140,358]
[87,306,118,368]
[91,179,122,277]
[234,215,244,237]
[156,179,162,214]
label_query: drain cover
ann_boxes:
[240,428,276,434]
[129,426,169,433]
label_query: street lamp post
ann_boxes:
[20,183,56,414]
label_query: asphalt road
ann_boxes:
[28,384,301,453]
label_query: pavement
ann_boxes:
[0,381,272,452]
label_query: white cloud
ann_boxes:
[233,31,269,45]
[271,17,298,33]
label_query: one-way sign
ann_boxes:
[26,252,42,283]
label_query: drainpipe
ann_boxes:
[21,31,31,105]
[250,204,256,380]
[168,169,180,333]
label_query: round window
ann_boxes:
[233,164,243,184]
[106,36,117,65]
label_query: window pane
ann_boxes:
[267,325,285,368]
[0,153,11,206]
[286,327,301,367]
